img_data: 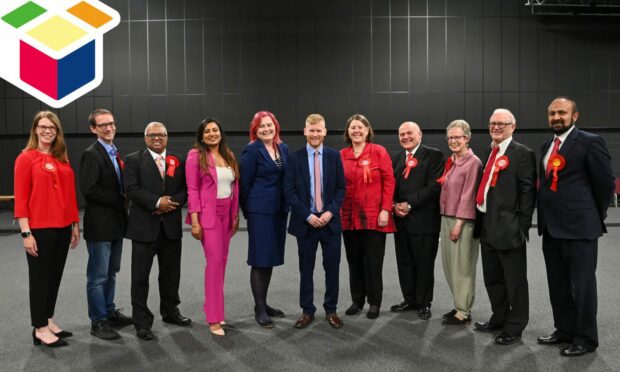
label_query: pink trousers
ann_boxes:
[201,198,232,323]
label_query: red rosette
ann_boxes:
[166,155,179,177]
[359,159,373,183]
[41,160,59,189]
[436,157,454,185]
[549,154,566,192]
[490,155,510,187]
[402,157,418,179]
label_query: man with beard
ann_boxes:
[536,97,614,357]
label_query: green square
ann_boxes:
[2,1,46,29]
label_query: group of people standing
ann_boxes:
[14,97,614,358]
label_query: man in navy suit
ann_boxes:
[124,122,190,340]
[283,113,346,330]
[537,97,614,357]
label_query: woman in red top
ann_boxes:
[340,114,396,319]
[14,111,80,348]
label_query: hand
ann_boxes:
[70,224,80,249]
[24,235,38,257]
[318,211,333,225]
[393,202,409,217]
[157,196,180,213]
[377,210,390,227]
[231,216,239,236]
[191,224,202,240]
[450,222,463,242]
[307,214,324,228]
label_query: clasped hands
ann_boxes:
[393,202,411,218]
[308,211,333,228]
[154,196,179,215]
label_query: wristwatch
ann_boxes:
[21,231,31,238]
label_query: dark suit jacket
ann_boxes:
[124,149,187,242]
[537,128,614,240]
[283,145,345,238]
[239,141,289,217]
[477,140,537,250]
[392,145,444,234]
[79,141,127,241]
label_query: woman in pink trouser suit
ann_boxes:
[186,118,239,336]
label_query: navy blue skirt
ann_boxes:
[246,212,287,267]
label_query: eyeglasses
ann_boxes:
[446,135,467,142]
[488,121,513,129]
[37,125,57,132]
[145,133,168,139]
[94,121,117,129]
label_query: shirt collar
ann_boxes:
[406,143,421,157]
[147,148,166,160]
[98,138,116,155]
[491,136,512,154]
[554,125,575,144]
[307,143,323,155]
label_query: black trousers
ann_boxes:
[27,226,71,328]
[343,230,386,306]
[480,242,529,336]
[542,231,598,350]
[131,225,182,330]
[393,230,439,308]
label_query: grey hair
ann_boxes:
[144,122,167,136]
[446,119,471,137]
[491,108,516,124]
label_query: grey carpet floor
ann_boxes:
[1,226,619,372]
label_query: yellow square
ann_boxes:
[26,15,87,52]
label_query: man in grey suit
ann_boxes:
[473,109,536,345]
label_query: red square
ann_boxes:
[20,41,58,99]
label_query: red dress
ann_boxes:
[14,150,79,229]
[340,143,396,233]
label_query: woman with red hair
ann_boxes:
[240,111,289,328]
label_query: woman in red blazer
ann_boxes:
[340,114,396,319]
[14,111,80,347]
[186,118,239,336]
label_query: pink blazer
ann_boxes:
[185,148,239,230]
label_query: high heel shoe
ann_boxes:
[32,329,68,347]
[209,324,225,336]
[53,330,73,338]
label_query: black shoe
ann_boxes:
[108,309,133,327]
[495,332,520,345]
[136,328,154,340]
[367,305,380,319]
[53,330,73,338]
[537,332,572,345]
[90,320,120,340]
[442,309,457,320]
[345,303,363,316]
[162,313,192,326]
[255,311,274,329]
[32,329,68,347]
[418,306,431,320]
[390,301,417,313]
[475,321,502,332]
[266,305,285,318]
[442,314,471,325]
[561,344,592,357]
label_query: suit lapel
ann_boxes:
[257,143,275,167]
[143,149,163,182]
[300,148,311,199]
[558,127,578,158]
[322,148,330,193]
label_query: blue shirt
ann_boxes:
[307,143,323,214]
[98,138,122,186]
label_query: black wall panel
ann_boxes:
[2,0,620,198]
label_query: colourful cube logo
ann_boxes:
[0,1,120,108]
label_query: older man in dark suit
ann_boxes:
[537,97,614,357]
[80,109,132,340]
[283,113,345,330]
[390,122,444,320]
[473,109,536,345]
[124,122,190,341]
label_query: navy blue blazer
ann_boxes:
[239,141,289,217]
[283,145,345,238]
[537,127,614,240]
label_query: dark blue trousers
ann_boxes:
[297,226,341,315]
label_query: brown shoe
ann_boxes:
[325,313,343,329]
[294,314,315,329]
